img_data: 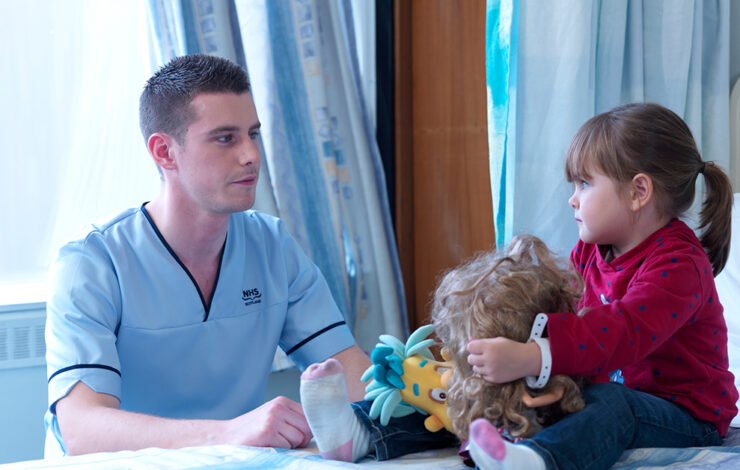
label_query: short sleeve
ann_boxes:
[45,234,123,413]
[274,220,355,369]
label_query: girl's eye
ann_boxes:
[428,387,447,403]
[579,179,589,189]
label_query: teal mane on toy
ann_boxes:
[361,324,443,426]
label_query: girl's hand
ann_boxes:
[467,337,542,383]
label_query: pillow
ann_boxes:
[715,193,740,427]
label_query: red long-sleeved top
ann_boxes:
[547,219,738,436]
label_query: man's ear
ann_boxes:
[629,173,654,212]
[147,133,178,172]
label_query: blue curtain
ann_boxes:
[148,0,408,360]
[487,0,731,255]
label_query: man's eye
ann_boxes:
[217,135,233,143]
[249,131,260,140]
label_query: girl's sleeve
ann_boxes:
[547,243,709,377]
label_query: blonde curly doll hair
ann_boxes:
[431,234,586,441]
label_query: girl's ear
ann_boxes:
[630,173,654,211]
[147,133,178,172]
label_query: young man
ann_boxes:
[45,54,370,456]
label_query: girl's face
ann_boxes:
[568,170,634,256]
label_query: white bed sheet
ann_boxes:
[3,434,740,470]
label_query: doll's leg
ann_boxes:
[300,359,370,461]
[350,400,459,460]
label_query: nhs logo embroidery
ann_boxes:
[242,288,262,306]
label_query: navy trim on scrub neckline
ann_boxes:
[140,203,226,321]
[48,364,121,383]
[285,321,347,355]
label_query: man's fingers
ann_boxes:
[276,421,309,448]
[277,398,313,442]
[266,397,312,448]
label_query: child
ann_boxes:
[466,102,737,470]
[300,235,587,464]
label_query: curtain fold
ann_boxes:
[236,0,408,349]
[148,0,408,358]
[487,0,731,256]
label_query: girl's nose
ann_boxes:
[568,192,577,209]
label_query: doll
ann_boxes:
[431,234,586,441]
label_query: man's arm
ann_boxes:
[56,381,313,455]
[329,344,372,401]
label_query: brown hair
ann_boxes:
[139,54,251,145]
[431,234,586,441]
[564,102,732,275]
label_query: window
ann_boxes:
[0,1,159,305]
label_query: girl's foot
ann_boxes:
[468,418,545,470]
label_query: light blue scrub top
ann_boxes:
[44,205,355,454]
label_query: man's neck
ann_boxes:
[145,195,229,269]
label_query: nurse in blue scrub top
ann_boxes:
[44,54,371,457]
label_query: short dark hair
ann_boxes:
[139,54,250,144]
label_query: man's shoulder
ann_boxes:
[90,206,144,233]
[63,206,146,250]
[230,210,284,237]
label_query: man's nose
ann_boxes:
[239,141,260,167]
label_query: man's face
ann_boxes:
[169,92,261,215]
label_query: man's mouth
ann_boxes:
[234,175,258,186]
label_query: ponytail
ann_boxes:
[698,161,733,276]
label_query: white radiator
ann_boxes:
[0,308,46,370]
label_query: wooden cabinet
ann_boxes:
[395,0,493,330]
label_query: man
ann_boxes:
[45,54,371,456]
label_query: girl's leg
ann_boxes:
[518,382,721,470]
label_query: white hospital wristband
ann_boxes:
[525,313,552,389]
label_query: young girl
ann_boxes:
[466,102,737,470]
[300,102,737,469]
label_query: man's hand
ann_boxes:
[225,397,312,449]
[467,337,541,383]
